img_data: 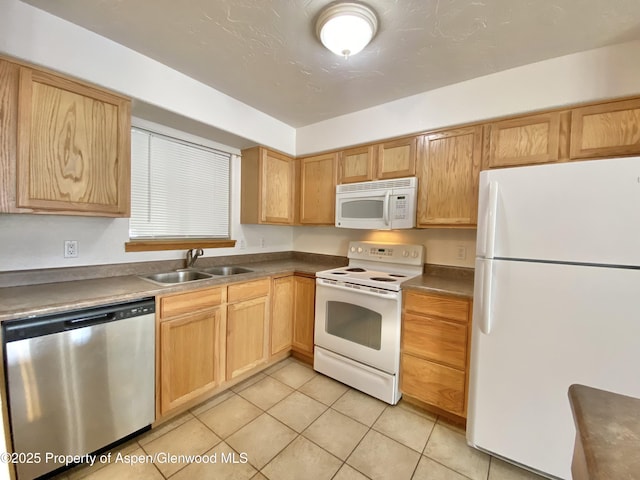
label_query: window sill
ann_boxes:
[125,239,236,252]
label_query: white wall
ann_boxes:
[297,40,640,155]
[0,0,295,155]
[293,227,476,268]
[294,39,640,265]
[2,0,640,271]
[0,155,294,271]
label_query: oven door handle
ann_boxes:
[317,280,401,300]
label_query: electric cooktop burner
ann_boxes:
[316,242,425,292]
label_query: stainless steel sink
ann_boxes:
[142,270,213,284]
[198,266,254,276]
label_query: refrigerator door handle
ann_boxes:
[485,181,499,259]
[480,260,494,334]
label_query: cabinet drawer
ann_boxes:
[228,278,270,303]
[403,313,467,369]
[404,291,469,323]
[401,353,465,416]
[160,287,224,319]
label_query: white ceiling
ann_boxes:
[20,0,640,128]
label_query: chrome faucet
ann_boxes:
[185,248,204,269]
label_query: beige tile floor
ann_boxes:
[56,358,546,480]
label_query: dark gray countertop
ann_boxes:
[0,259,337,322]
[0,257,475,322]
[403,264,474,298]
[569,384,640,479]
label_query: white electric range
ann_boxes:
[314,241,424,404]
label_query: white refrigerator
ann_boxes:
[467,156,640,479]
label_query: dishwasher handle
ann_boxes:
[65,312,115,327]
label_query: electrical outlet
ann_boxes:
[238,239,246,249]
[64,240,78,258]
[260,237,265,248]
[456,245,467,260]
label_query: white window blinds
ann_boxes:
[130,128,230,239]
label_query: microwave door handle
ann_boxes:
[383,191,391,226]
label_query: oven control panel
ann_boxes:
[347,241,424,265]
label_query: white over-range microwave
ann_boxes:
[335,176,417,230]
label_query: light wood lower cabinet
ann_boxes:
[291,275,316,360]
[156,274,313,419]
[271,275,294,356]
[157,286,225,417]
[401,290,472,419]
[226,279,270,380]
[270,274,316,362]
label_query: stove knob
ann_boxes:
[402,250,409,257]
[357,247,363,253]
[412,250,419,258]
[350,246,356,253]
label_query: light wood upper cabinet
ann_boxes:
[226,279,270,380]
[376,136,417,179]
[0,57,131,216]
[157,286,225,417]
[483,112,569,168]
[418,127,482,227]
[337,138,417,184]
[299,152,337,225]
[401,291,471,418]
[339,145,375,183]
[291,275,316,360]
[570,98,640,159]
[270,275,294,356]
[241,146,297,225]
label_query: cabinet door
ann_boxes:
[376,137,417,179]
[570,98,640,159]
[340,145,374,183]
[292,276,315,356]
[484,112,567,168]
[271,276,294,356]
[227,296,269,380]
[300,152,337,225]
[261,149,295,224]
[160,308,221,415]
[16,66,130,216]
[0,59,21,213]
[418,127,482,226]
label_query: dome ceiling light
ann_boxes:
[315,2,379,59]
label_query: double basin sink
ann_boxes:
[142,266,254,285]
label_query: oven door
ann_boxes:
[314,279,401,374]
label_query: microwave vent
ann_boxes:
[337,177,417,193]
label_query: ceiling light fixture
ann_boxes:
[316,2,378,59]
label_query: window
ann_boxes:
[130,128,230,239]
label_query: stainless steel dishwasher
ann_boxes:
[3,298,156,480]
